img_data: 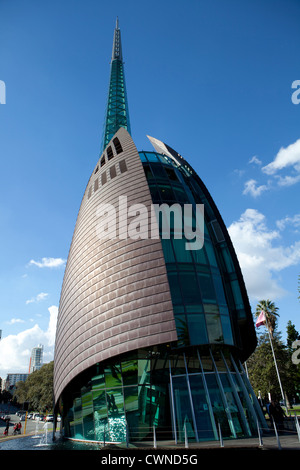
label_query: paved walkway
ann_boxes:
[1,412,299,451]
[114,432,299,451]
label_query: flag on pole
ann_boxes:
[256,310,266,328]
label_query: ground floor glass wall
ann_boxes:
[60,348,266,443]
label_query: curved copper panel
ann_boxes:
[53,128,177,404]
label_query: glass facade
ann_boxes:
[59,348,265,443]
[139,150,247,352]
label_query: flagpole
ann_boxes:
[265,317,288,415]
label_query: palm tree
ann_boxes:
[255,299,279,338]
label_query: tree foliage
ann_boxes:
[13,361,54,412]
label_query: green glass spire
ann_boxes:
[101,18,131,151]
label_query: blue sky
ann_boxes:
[1,0,300,377]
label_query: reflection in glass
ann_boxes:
[205,374,232,438]
[187,314,208,345]
[61,349,264,444]
[172,376,196,442]
[121,359,138,386]
[189,375,215,440]
[104,364,122,388]
[82,387,94,440]
[206,314,223,343]
[220,373,245,437]
[106,388,126,441]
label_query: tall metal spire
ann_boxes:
[101,18,131,151]
[111,17,122,62]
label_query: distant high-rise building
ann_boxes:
[29,344,43,373]
[54,20,266,444]
[6,373,29,389]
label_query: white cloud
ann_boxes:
[228,209,300,300]
[275,173,300,187]
[276,214,300,231]
[28,257,66,268]
[6,318,25,325]
[243,179,269,198]
[233,169,245,177]
[0,306,58,377]
[26,292,49,305]
[249,156,262,166]
[262,139,300,176]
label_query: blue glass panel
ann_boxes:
[165,166,178,181]
[145,152,160,162]
[192,246,207,264]
[205,242,218,267]
[185,304,203,313]
[158,154,167,163]
[139,152,148,162]
[167,272,183,305]
[172,376,196,441]
[178,271,200,304]
[219,374,245,436]
[161,238,175,263]
[220,245,235,273]
[73,397,83,439]
[213,275,227,305]
[231,280,244,309]
[172,238,193,262]
[205,374,233,438]
[151,164,167,179]
[198,273,217,303]
[203,303,219,314]
[124,386,139,441]
[230,373,257,434]
[143,164,154,179]
[187,314,208,345]
[173,186,191,203]
[158,183,176,200]
[206,314,223,343]
[220,315,234,345]
[82,388,95,440]
[189,375,215,440]
[175,315,189,346]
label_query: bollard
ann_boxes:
[218,422,224,448]
[256,419,263,447]
[184,423,189,449]
[294,412,300,443]
[272,417,282,450]
[153,425,157,449]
